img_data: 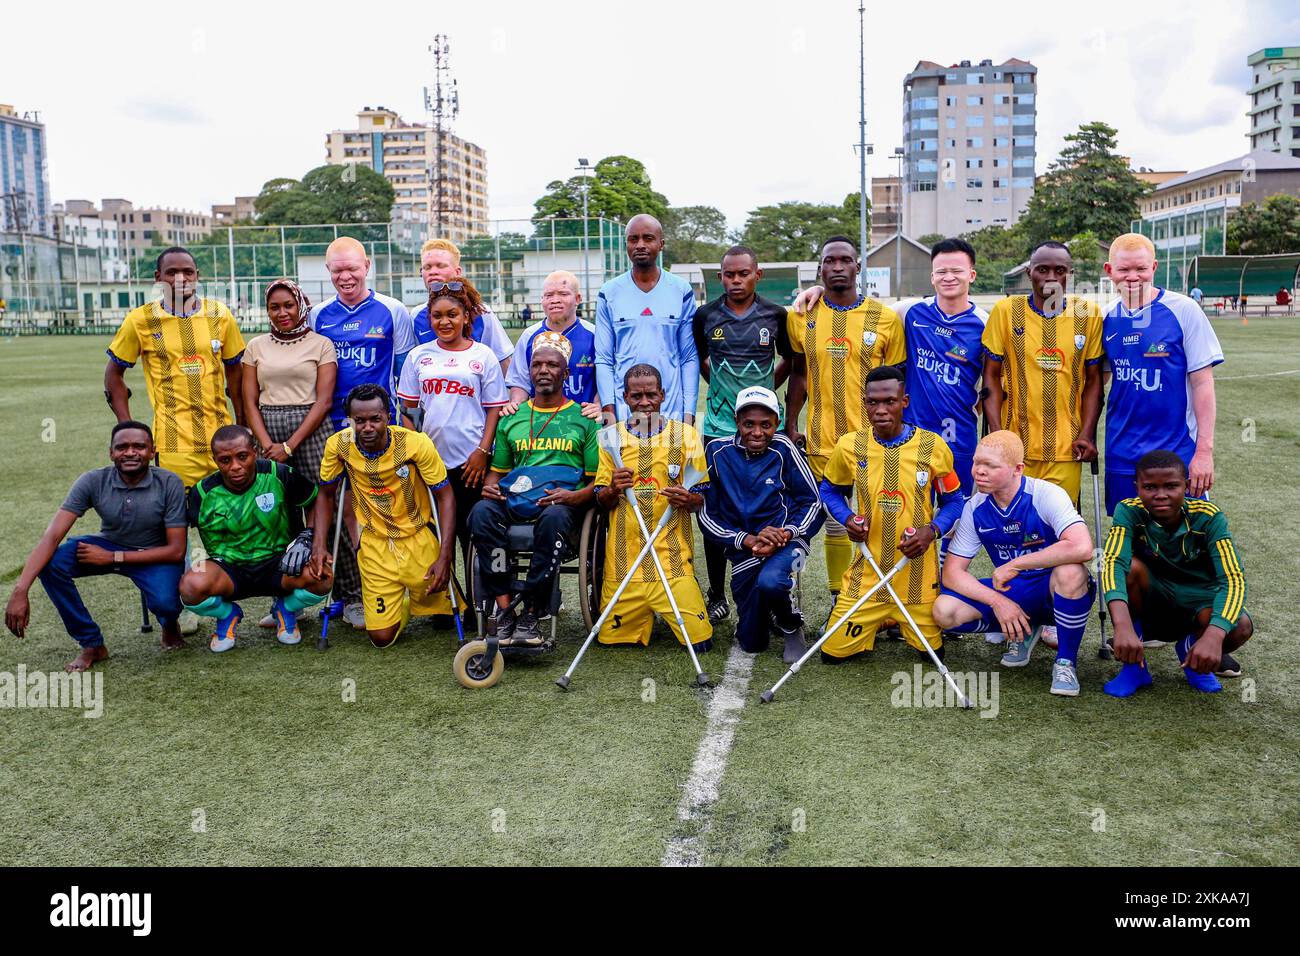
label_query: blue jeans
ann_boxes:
[37,535,184,648]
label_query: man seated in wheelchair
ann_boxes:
[700,386,824,665]
[470,332,600,645]
[593,364,713,650]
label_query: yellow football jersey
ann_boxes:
[595,420,708,584]
[823,425,959,605]
[107,299,246,455]
[787,297,906,458]
[982,295,1104,463]
[320,426,449,541]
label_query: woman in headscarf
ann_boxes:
[241,279,337,482]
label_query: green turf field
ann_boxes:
[0,321,1296,866]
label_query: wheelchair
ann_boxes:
[452,506,607,689]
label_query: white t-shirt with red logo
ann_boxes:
[397,339,508,468]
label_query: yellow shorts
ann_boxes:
[808,453,829,484]
[821,595,940,657]
[357,526,454,630]
[597,575,712,647]
[1024,459,1081,503]
[157,449,218,488]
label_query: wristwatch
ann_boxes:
[113,550,125,567]
[282,439,295,456]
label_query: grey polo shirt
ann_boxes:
[60,465,187,550]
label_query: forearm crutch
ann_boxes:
[317,476,349,650]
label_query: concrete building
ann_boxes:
[1133,149,1300,289]
[324,106,489,243]
[52,202,129,281]
[212,195,258,224]
[902,58,1037,238]
[101,199,214,263]
[1247,47,1300,156]
[1132,166,1186,187]
[0,104,52,237]
[870,176,903,246]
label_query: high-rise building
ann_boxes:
[324,106,489,243]
[0,103,52,237]
[1247,47,1300,157]
[902,58,1036,238]
[870,176,902,246]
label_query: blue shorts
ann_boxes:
[952,453,975,498]
[940,572,1057,627]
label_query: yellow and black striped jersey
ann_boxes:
[107,299,246,455]
[823,425,958,605]
[320,426,448,541]
[982,295,1103,463]
[595,420,708,584]
[787,296,906,458]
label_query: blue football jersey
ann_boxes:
[897,297,988,461]
[411,304,513,362]
[1103,290,1223,474]
[309,290,416,428]
[504,317,598,404]
[949,475,1085,579]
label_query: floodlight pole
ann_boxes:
[577,158,593,308]
[857,1,869,278]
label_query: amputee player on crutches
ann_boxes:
[816,366,965,667]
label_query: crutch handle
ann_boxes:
[1090,459,1099,475]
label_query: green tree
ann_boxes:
[1226,195,1300,255]
[662,205,729,265]
[738,193,865,261]
[1018,121,1152,247]
[254,165,395,225]
[532,155,668,235]
[951,222,1030,293]
[918,233,945,247]
[1067,230,1103,286]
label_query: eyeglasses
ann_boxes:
[428,281,464,294]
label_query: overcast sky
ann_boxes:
[7,0,1299,232]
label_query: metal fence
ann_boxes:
[0,217,627,334]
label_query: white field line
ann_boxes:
[1217,368,1300,381]
[661,644,754,867]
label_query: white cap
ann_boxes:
[734,386,780,417]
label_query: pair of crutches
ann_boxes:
[760,537,973,708]
[557,426,711,690]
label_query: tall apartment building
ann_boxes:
[0,103,52,237]
[902,58,1037,238]
[101,199,214,262]
[324,106,489,243]
[1247,47,1300,156]
[870,176,902,246]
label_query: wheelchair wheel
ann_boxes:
[453,639,504,689]
[578,508,607,632]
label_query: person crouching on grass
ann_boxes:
[1099,450,1253,697]
[180,426,332,651]
[593,364,713,651]
[700,386,823,664]
[312,384,456,648]
[932,430,1095,697]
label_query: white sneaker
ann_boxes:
[179,610,200,635]
[343,602,367,630]
[258,613,275,629]
[1038,625,1059,649]
[984,631,1006,645]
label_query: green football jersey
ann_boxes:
[491,400,599,475]
[187,460,318,565]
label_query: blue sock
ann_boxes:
[185,595,235,620]
[1104,660,1152,698]
[283,588,326,614]
[1052,592,1092,664]
[1176,635,1223,693]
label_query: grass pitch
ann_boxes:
[0,318,1296,866]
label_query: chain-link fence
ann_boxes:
[1,217,627,334]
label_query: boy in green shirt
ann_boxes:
[469,333,599,643]
[180,425,332,652]
[1101,450,1254,696]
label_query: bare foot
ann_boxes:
[160,626,186,651]
[66,646,109,672]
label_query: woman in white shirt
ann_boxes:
[397,279,507,553]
